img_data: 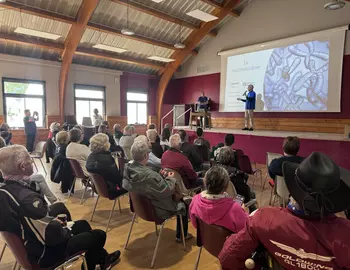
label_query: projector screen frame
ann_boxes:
[218,25,348,113]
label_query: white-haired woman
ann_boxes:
[119,125,134,160]
[86,133,127,197]
[46,121,61,162]
[146,129,163,158]
[0,145,121,269]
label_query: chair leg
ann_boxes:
[124,213,137,249]
[155,224,159,236]
[151,222,165,268]
[32,158,38,172]
[118,197,122,213]
[39,158,47,175]
[194,246,203,270]
[11,261,17,270]
[0,243,6,262]
[82,256,88,270]
[80,182,88,205]
[90,195,100,222]
[106,199,117,232]
[179,214,186,250]
[68,177,76,198]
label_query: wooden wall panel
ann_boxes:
[106,116,127,130]
[148,115,157,126]
[47,115,62,128]
[10,129,49,145]
[211,117,350,134]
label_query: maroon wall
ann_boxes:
[164,55,350,119]
[120,72,158,116]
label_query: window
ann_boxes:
[74,84,105,125]
[127,92,148,124]
[2,78,46,128]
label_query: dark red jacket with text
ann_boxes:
[219,207,350,270]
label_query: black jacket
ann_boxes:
[51,144,74,193]
[151,142,164,159]
[268,155,304,180]
[0,181,70,264]
[222,165,251,203]
[86,151,125,198]
[180,142,202,170]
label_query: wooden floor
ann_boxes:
[0,160,273,270]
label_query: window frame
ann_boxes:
[74,84,106,124]
[2,77,47,128]
[126,90,148,125]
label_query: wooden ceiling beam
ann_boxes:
[88,22,198,56]
[0,33,64,52]
[111,0,217,38]
[75,47,165,71]
[0,2,76,24]
[59,0,99,119]
[0,32,164,71]
[0,2,198,56]
[201,0,240,17]
[156,0,241,127]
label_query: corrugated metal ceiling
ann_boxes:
[0,0,251,75]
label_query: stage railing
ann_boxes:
[175,107,192,127]
[161,108,174,130]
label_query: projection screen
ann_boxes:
[219,26,348,112]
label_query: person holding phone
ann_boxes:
[189,166,248,233]
[23,109,39,152]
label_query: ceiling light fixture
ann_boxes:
[93,44,128,53]
[121,0,135,36]
[174,24,186,49]
[151,0,164,3]
[147,56,175,63]
[324,0,346,10]
[0,0,6,3]
[14,27,61,40]
[186,9,218,22]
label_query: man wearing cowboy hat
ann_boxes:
[219,152,350,270]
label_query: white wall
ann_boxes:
[0,53,122,117]
[176,0,350,78]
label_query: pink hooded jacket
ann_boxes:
[189,192,248,233]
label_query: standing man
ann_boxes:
[197,91,209,128]
[23,109,38,152]
[238,84,256,131]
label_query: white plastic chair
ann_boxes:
[275,176,289,207]
[30,141,47,175]
[266,152,282,205]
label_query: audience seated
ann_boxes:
[190,166,248,233]
[164,123,172,129]
[66,128,91,177]
[113,124,123,145]
[86,133,127,198]
[194,127,210,150]
[213,134,235,159]
[51,131,74,193]
[46,122,60,163]
[219,152,350,269]
[160,127,171,151]
[147,129,163,158]
[0,123,12,145]
[119,125,134,160]
[162,134,199,189]
[216,147,252,203]
[130,125,138,139]
[74,125,90,146]
[268,136,304,181]
[98,124,118,152]
[134,135,161,169]
[148,123,156,130]
[178,129,202,171]
[0,145,121,270]
[122,140,192,242]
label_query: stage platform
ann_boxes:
[174,126,350,170]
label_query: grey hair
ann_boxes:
[217,147,235,166]
[56,131,70,145]
[134,135,148,144]
[204,166,230,195]
[124,125,132,135]
[146,129,158,143]
[90,133,110,153]
[69,128,82,143]
[50,122,60,132]
[169,134,181,149]
[131,141,149,162]
[113,124,121,131]
[0,145,31,176]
